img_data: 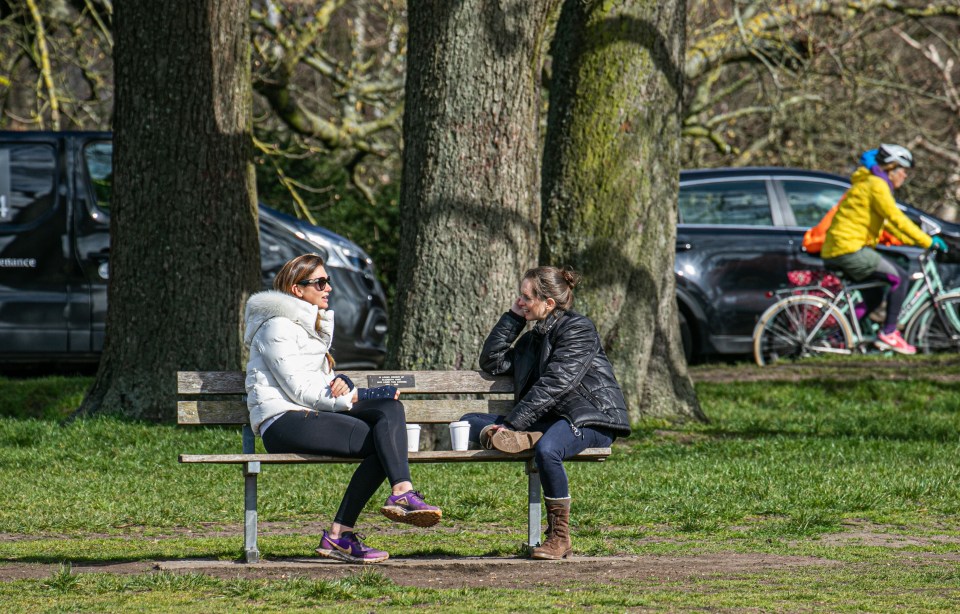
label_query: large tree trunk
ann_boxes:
[541,0,705,422]
[389,1,557,370]
[77,0,259,421]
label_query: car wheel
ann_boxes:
[678,309,694,364]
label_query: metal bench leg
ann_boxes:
[526,459,542,548]
[242,425,261,563]
[243,463,260,563]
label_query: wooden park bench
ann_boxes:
[177,370,613,563]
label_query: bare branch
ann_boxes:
[681,124,737,154]
[686,0,960,80]
[25,0,60,129]
[253,137,320,225]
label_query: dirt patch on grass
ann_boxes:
[4,517,958,587]
[2,519,956,588]
[816,520,960,549]
[0,553,835,587]
[160,553,838,588]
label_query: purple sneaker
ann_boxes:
[381,490,442,527]
[315,530,389,564]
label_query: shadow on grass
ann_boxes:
[0,551,241,565]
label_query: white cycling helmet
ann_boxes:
[877,143,913,168]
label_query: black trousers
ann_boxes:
[261,399,411,527]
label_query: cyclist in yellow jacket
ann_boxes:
[822,144,947,354]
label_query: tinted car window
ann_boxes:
[678,181,772,226]
[83,141,113,213]
[782,180,846,227]
[0,144,56,228]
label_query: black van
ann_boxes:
[0,131,388,368]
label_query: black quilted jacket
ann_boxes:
[479,309,631,436]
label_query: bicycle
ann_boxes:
[752,247,960,365]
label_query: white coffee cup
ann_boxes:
[448,420,470,451]
[405,424,421,453]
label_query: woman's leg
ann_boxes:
[261,400,417,528]
[262,409,384,528]
[461,412,503,444]
[349,399,441,527]
[530,421,614,560]
[534,421,614,499]
[870,256,909,334]
[460,412,555,449]
[347,399,413,488]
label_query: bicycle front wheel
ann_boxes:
[753,295,855,366]
[904,292,960,353]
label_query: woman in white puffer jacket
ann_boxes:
[244,253,441,564]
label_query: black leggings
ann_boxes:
[261,399,411,527]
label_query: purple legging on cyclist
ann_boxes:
[864,255,908,335]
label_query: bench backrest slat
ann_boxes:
[178,399,513,425]
[178,370,513,395]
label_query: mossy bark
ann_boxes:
[541,0,705,422]
[390,1,557,370]
[77,0,259,421]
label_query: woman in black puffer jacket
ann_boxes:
[460,266,630,560]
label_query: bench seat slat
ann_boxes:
[179,448,611,464]
[178,399,514,425]
[178,370,512,395]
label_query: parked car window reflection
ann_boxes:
[678,181,772,226]
[782,180,846,227]
[83,141,113,213]
[0,144,56,228]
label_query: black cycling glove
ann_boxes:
[357,386,398,401]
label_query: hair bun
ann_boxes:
[561,266,582,289]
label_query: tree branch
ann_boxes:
[24,0,60,129]
[686,0,960,80]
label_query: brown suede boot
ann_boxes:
[488,428,542,454]
[531,498,572,560]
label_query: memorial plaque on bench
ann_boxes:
[367,374,416,388]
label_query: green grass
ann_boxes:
[0,564,955,612]
[1,369,959,611]
[0,375,90,419]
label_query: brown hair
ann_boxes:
[522,266,581,311]
[274,253,335,369]
[273,253,326,294]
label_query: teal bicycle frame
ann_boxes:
[771,249,959,352]
[898,251,948,324]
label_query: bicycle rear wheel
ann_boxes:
[904,293,960,353]
[753,295,855,366]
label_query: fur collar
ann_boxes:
[243,290,334,346]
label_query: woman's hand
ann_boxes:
[329,376,352,398]
[510,298,524,317]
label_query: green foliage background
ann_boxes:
[253,138,401,301]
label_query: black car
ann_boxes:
[675,167,960,362]
[0,131,387,368]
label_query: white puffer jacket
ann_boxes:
[243,290,355,435]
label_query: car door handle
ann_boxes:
[675,242,693,251]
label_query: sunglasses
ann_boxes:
[297,277,331,291]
